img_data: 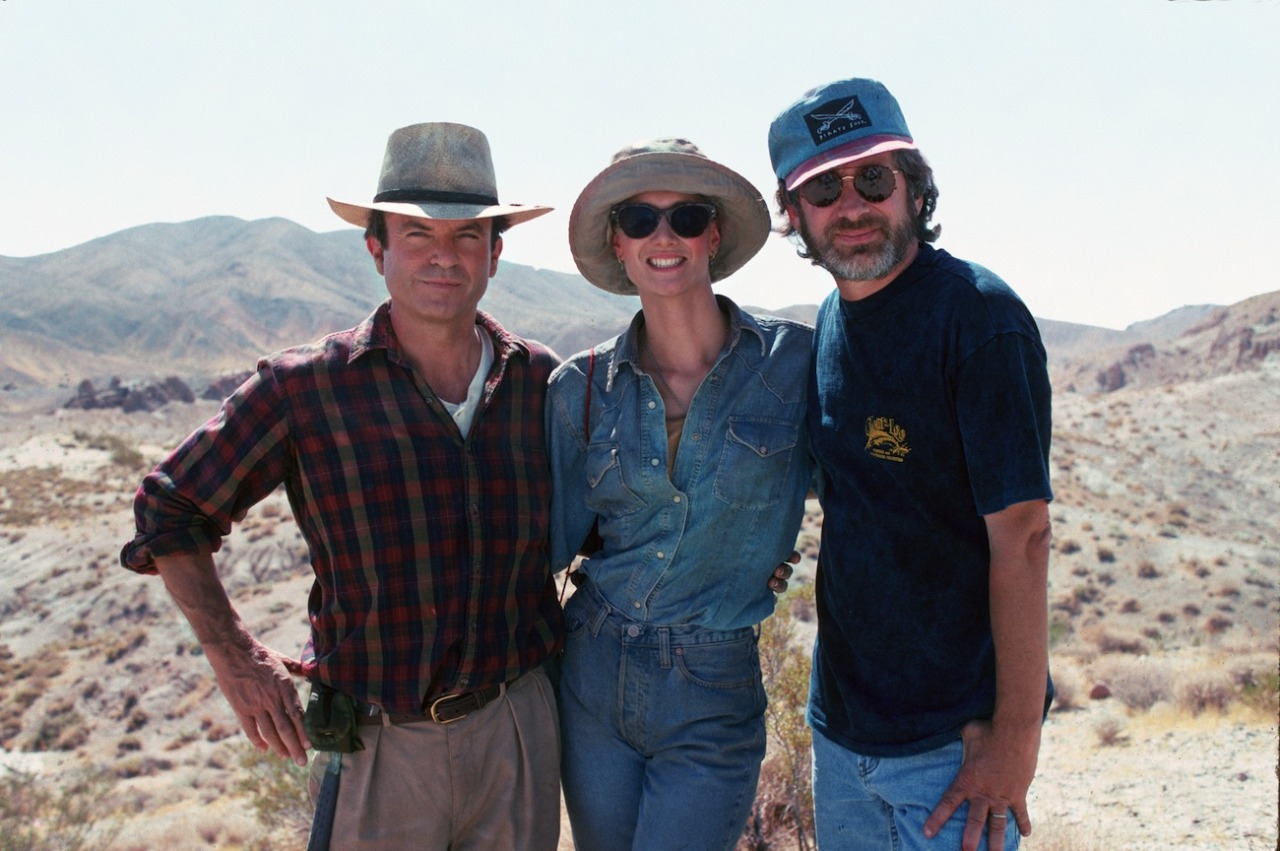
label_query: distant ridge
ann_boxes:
[0,216,636,387]
[2,216,1274,396]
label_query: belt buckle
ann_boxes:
[428,693,467,724]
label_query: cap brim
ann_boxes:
[327,197,553,229]
[784,136,917,190]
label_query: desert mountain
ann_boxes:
[6,216,1275,405]
[0,216,639,390]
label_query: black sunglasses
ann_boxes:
[796,165,902,207]
[610,202,717,240]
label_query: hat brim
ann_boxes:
[784,136,917,191]
[568,152,770,296]
[327,197,553,229]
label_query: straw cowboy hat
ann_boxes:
[568,138,770,295]
[328,122,552,228]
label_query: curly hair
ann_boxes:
[773,149,940,259]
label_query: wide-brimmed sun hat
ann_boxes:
[328,122,552,228]
[568,138,770,295]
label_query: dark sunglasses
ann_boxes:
[610,202,717,240]
[796,165,902,207]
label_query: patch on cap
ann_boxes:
[804,95,873,145]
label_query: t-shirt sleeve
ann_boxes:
[954,331,1054,516]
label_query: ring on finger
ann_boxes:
[988,812,1008,820]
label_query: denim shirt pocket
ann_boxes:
[586,442,647,518]
[712,417,799,510]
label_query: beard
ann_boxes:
[797,207,917,283]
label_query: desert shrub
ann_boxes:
[0,766,122,851]
[1050,670,1081,712]
[1175,670,1233,716]
[1204,615,1233,635]
[1236,666,1280,717]
[235,745,313,848]
[1092,714,1127,747]
[1136,561,1160,579]
[1082,624,1148,656]
[1094,658,1174,711]
[1057,539,1082,555]
[1047,613,1073,649]
[1095,547,1115,564]
[741,585,815,850]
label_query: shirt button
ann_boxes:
[672,495,682,503]
[650,457,660,466]
[626,625,641,638]
[632,601,642,609]
[648,400,656,410]
[656,551,665,559]
[759,445,768,453]
[692,433,700,441]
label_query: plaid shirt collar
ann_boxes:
[350,300,532,367]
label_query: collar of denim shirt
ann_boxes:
[602,294,770,392]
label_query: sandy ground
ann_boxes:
[1,385,1277,850]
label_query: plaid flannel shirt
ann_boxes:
[121,302,564,714]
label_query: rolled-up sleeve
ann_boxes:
[120,362,293,574]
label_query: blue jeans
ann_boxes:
[558,580,767,851]
[812,728,1020,851]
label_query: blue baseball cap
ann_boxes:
[768,78,916,191]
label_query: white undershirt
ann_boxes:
[439,329,493,438]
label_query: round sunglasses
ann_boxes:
[610,202,717,240]
[797,165,902,207]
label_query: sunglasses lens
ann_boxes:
[798,167,898,207]
[855,166,896,203]
[668,204,714,238]
[798,172,843,208]
[614,205,661,239]
[614,204,714,239]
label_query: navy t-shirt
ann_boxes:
[808,243,1054,757]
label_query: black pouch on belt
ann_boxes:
[304,682,364,754]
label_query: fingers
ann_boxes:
[254,696,311,765]
[923,788,963,840]
[1013,802,1032,837]
[768,555,798,594]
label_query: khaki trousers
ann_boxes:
[309,668,561,850]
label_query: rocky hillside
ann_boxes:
[0,216,639,390]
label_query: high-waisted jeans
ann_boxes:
[557,579,767,851]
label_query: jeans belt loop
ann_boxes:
[658,627,672,669]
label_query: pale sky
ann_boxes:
[2,0,1276,329]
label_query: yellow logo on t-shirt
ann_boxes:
[864,416,910,462]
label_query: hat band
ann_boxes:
[373,188,500,206]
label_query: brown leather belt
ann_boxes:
[356,683,504,726]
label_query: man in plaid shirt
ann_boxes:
[121,123,565,849]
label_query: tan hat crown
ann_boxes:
[328,122,551,229]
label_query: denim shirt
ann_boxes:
[547,296,814,630]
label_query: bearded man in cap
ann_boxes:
[122,123,564,850]
[767,80,1054,851]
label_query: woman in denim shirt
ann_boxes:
[547,138,814,851]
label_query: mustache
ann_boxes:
[825,214,889,238]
